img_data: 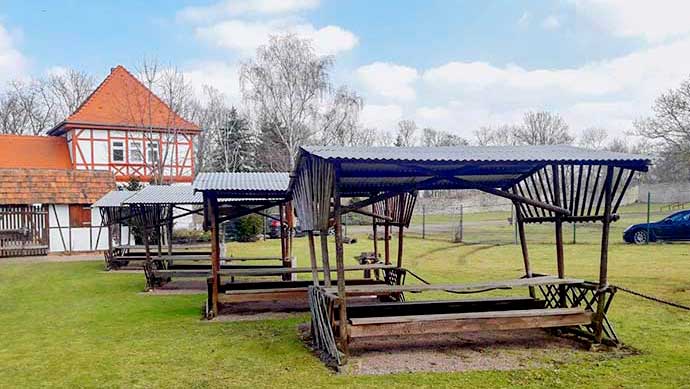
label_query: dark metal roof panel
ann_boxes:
[92,190,137,208]
[301,145,651,166]
[193,172,290,193]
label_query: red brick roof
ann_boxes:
[48,65,199,135]
[0,135,72,169]
[0,169,116,205]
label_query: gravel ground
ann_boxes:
[299,325,633,375]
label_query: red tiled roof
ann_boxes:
[0,135,72,169]
[48,65,199,135]
[0,169,116,205]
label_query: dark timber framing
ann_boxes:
[291,144,650,366]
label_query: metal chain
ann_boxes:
[614,285,690,311]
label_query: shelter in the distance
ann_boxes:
[290,144,650,365]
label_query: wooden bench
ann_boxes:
[218,279,389,304]
[347,307,593,338]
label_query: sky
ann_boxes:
[2,0,690,140]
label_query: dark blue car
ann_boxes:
[623,210,690,244]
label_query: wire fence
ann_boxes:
[400,194,679,245]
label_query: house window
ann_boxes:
[69,205,91,227]
[147,141,159,164]
[129,141,143,163]
[112,141,124,162]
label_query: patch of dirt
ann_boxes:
[213,311,305,322]
[0,253,104,264]
[299,326,637,375]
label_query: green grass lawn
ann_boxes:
[1,229,690,387]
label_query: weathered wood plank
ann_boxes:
[347,308,593,338]
[322,276,583,295]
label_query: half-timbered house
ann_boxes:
[47,65,200,184]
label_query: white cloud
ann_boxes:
[517,12,530,28]
[178,0,320,23]
[360,104,403,130]
[572,0,690,42]
[195,19,358,56]
[413,34,690,137]
[541,15,560,30]
[355,62,418,101]
[0,23,26,84]
[184,61,242,104]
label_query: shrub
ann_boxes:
[234,214,264,242]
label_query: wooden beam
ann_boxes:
[339,191,403,215]
[307,231,319,286]
[347,309,593,338]
[333,163,349,357]
[515,204,535,298]
[207,195,220,318]
[348,207,393,222]
[522,215,619,224]
[320,231,332,287]
[594,166,614,343]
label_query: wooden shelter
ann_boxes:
[197,172,406,318]
[94,181,293,290]
[290,144,650,365]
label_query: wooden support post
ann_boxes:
[372,216,378,259]
[383,222,390,265]
[594,166,614,343]
[333,165,348,358]
[515,204,535,298]
[167,207,173,257]
[551,165,566,307]
[397,224,404,268]
[207,195,220,318]
[279,204,289,281]
[106,220,113,265]
[307,231,319,286]
[320,231,332,287]
[287,201,294,262]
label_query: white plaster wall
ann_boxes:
[48,205,70,252]
[78,140,92,164]
[70,228,92,251]
[93,140,108,165]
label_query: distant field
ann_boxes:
[1,208,689,387]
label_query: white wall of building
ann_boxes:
[47,204,110,253]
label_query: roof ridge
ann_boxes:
[58,65,198,133]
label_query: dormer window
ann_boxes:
[111,141,124,162]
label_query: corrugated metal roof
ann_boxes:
[302,145,651,165]
[123,185,202,205]
[92,190,137,208]
[193,172,290,193]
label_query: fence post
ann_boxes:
[646,191,651,245]
[458,204,463,242]
[513,204,518,245]
[422,205,426,240]
[572,223,576,244]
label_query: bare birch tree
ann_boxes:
[513,111,573,145]
[241,34,332,169]
[48,69,96,119]
[394,120,417,147]
[422,127,468,146]
[578,127,608,150]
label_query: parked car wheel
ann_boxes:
[632,229,649,244]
